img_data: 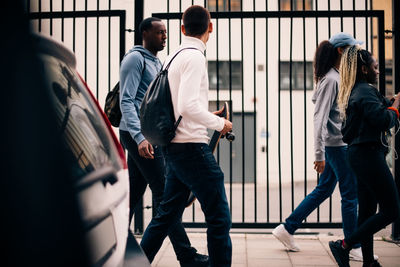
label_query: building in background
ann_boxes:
[372,0,393,94]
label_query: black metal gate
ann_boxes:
[26,0,388,232]
[27,1,126,104]
[152,1,386,230]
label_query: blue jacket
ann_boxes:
[119,46,162,144]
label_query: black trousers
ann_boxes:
[346,143,400,263]
[119,130,196,262]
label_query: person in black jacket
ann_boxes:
[329,45,400,267]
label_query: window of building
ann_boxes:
[280,0,313,11]
[208,0,241,12]
[208,60,242,90]
[385,60,393,94]
[280,61,313,90]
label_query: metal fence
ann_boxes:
[27,0,126,106]
[151,0,385,230]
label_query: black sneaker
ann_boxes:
[180,253,209,267]
[329,240,350,267]
[362,260,382,267]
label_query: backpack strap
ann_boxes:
[137,51,146,75]
[164,47,201,70]
[163,47,202,130]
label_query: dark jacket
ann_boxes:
[342,82,398,146]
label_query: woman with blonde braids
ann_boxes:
[329,45,400,267]
[273,33,369,261]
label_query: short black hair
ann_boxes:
[138,17,161,35]
[182,5,210,36]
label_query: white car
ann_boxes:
[33,33,130,267]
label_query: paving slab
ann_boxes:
[131,232,400,267]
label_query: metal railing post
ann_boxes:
[133,0,144,235]
[392,0,400,241]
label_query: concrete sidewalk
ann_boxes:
[137,232,400,267]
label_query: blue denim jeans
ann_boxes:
[140,143,232,267]
[119,130,197,262]
[346,143,400,263]
[284,146,359,246]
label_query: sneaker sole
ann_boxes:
[272,231,300,252]
[349,254,362,262]
[329,242,350,267]
[349,256,362,262]
[349,254,379,262]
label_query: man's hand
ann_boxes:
[138,140,154,159]
[314,160,325,174]
[220,119,233,136]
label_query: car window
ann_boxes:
[41,54,121,181]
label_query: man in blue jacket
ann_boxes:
[119,17,208,267]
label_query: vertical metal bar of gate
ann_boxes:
[49,0,53,35]
[289,0,294,213]
[228,0,234,217]
[314,0,319,224]
[96,0,100,99]
[393,0,400,241]
[73,0,76,52]
[240,1,245,223]
[61,0,64,42]
[38,0,41,31]
[191,1,197,222]
[370,0,373,55]
[108,0,111,92]
[340,0,344,31]
[353,0,357,36]
[84,0,87,81]
[265,0,270,223]
[378,12,386,95]
[133,0,144,234]
[277,0,283,224]
[365,0,368,50]
[253,0,257,223]
[302,0,308,223]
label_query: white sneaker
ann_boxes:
[349,247,379,262]
[272,224,300,252]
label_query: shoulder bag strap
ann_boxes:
[164,47,201,70]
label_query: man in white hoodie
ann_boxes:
[140,6,233,267]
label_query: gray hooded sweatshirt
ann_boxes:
[312,67,346,162]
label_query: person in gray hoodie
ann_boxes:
[272,33,377,262]
[119,17,209,267]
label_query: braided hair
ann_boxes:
[337,45,374,118]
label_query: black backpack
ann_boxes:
[104,51,146,127]
[104,82,121,127]
[139,48,199,146]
